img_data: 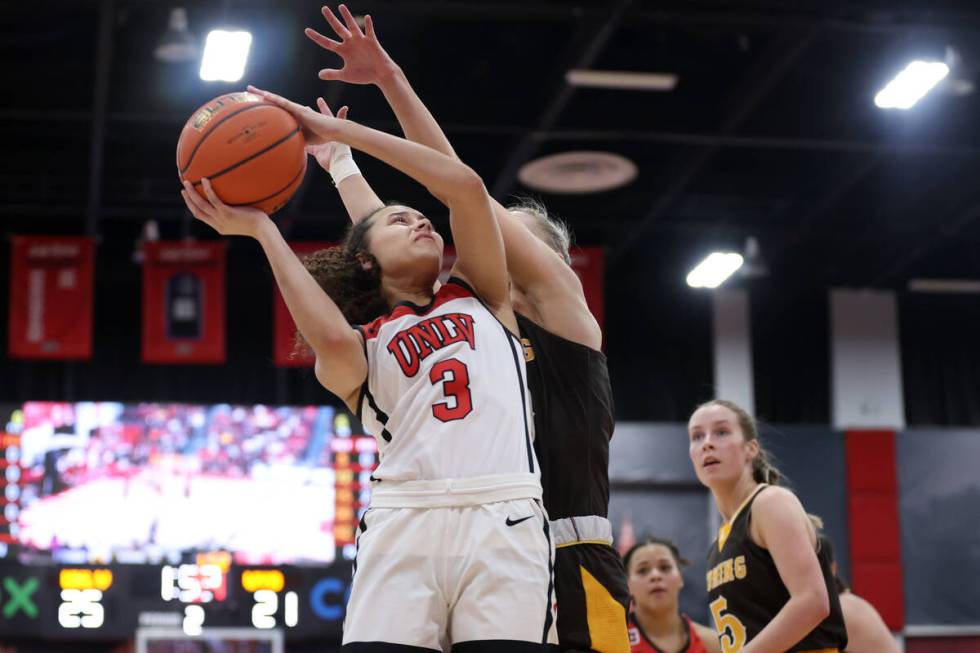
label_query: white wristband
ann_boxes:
[329,145,360,186]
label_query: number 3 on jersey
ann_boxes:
[429,358,473,422]
[710,596,747,653]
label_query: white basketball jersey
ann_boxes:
[356,278,537,483]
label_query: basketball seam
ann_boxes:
[189,127,302,185]
[179,103,274,174]
[229,163,306,208]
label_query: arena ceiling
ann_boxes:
[4,0,980,300]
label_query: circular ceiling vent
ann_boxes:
[518,151,637,194]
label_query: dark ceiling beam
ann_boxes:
[745,154,883,328]
[86,0,114,236]
[489,0,633,201]
[539,130,978,157]
[866,191,980,287]
[629,7,980,34]
[754,153,979,331]
[5,108,977,158]
[612,27,822,261]
[80,1,980,33]
[766,154,882,264]
[0,110,524,138]
[817,150,980,287]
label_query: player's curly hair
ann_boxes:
[291,205,397,358]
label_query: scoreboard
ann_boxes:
[1,430,21,551]
[0,560,353,640]
[330,433,376,558]
[0,403,382,642]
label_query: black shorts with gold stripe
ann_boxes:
[552,516,631,653]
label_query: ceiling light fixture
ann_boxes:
[687,252,744,289]
[155,7,198,63]
[199,29,252,82]
[518,151,637,194]
[566,69,678,92]
[874,60,949,109]
[908,278,980,294]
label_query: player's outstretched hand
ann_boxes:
[181,179,271,238]
[247,86,344,145]
[306,101,350,171]
[306,5,397,85]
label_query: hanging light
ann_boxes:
[155,7,198,63]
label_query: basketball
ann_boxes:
[176,91,307,215]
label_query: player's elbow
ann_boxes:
[808,586,831,622]
[308,328,358,359]
[444,163,486,200]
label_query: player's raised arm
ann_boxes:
[248,86,512,317]
[306,5,457,159]
[306,5,598,347]
[306,102,385,222]
[181,179,366,407]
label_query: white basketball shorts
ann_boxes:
[342,497,558,652]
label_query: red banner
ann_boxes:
[273,242,335,367]
[142,241,226,364]
[8,236,94,360]
[572,246,604,330]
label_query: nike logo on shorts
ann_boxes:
[505,515,534,527]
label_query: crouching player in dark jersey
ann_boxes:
[688,400,847,653]
[304,6,630,651]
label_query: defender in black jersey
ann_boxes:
[518,314,631,653]
[690,400,847,653]
[707,485,846,652]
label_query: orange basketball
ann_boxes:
[177,92,307,215]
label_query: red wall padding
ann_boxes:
[906,637,980,653]
[845,430,905,630]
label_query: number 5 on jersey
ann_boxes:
[709,596,747,653]
[429,358,472,421]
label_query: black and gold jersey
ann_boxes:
[705,485,847,652]
[515,313,613,520]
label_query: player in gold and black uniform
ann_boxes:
[689,400,847,653]
[303,7,630,651]
[516,300,629,653]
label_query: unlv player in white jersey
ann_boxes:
[304,6,630,652]
[183,87,556,651]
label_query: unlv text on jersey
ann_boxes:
[386,313,476,376]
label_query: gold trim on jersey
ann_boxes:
[580,565,630,653]
[556,539,614,549]
[716,483,768,552]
